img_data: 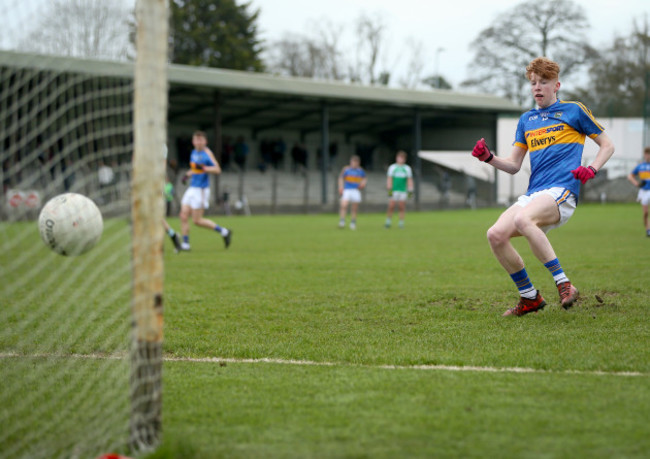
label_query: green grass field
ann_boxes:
[2,204,649,458]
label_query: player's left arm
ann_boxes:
[571,132,615,184]
[359,173,368,190]
[588,132,615,172]
[203,147,222,175]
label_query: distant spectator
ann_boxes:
[291,142,308,172]
[234,136,249,171]
[272,138,286,169]
[221,136,233,171]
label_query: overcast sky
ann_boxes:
[251,0,649,89]
[2,0,648,91]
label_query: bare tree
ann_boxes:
[398,38,426,89]
[565,16,650,118]
[462,0,597,106]
[264,20,344,80]
[350,12,389,85]
[18,0,133,60]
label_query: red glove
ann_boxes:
[571,166,597,184]
[472,138,493,162]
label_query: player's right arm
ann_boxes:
[471,138,526,175]
[487,145,527,175]
[338,167,347,194]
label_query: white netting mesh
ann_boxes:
[0,1,166,457]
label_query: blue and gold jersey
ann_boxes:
[514,100,605,197]
[189,150,214,189]
[342,167,366,190]
[631,162,650,190]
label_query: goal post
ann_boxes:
[0,0,170,457]
[130,0,169,451]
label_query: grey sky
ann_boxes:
[252,0,649,88]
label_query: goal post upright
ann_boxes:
[130,0,169,451]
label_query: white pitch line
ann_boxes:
[165,355,647,377]
[1,352,646,377]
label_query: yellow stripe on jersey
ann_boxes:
[190,162,206,174]
[638,170,650,180]
[514,141,528,151]
[525,122,586,153]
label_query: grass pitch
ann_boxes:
[2,203,649,458]
[152,204,648,458]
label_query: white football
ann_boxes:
[38,193,103,256]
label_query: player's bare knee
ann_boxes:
[512,213,533,234]
[486,225,506,247]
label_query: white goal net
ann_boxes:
[0,1,168,457]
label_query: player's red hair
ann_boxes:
[526,57,560,81]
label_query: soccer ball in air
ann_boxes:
[38,193,103,256]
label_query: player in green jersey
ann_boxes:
[385,151,414,228]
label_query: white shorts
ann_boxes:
[390,191,408,202]
[637,189,650,206]
[515,187,576,233]
[341,188,362,203]
[181,187,211,210]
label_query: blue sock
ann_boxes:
[510,268,537,299]
[183,235,189,243]
[214,225,229,236]
[544,258,569,284]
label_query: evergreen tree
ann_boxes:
[170,0,264,71]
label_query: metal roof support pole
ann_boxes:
[213,91,222,205]
[321,102,329,205]
[413,109,422,211]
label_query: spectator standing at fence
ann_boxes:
[471,57,614,317]
[384,150,414,229]
[627,146,650,237]
[234,136,249,171]
[179,131,232,250]
[291,142,307,172]
[338,155,367,230]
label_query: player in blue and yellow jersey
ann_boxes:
[627,146,650,237]
[338,155,367,230]
[471,57,615,317]
[179,131,232,250]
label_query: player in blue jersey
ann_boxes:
[179,131,232,250]
[471,57,615,317]
[627,146,650,237]
[338,155,367,230]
